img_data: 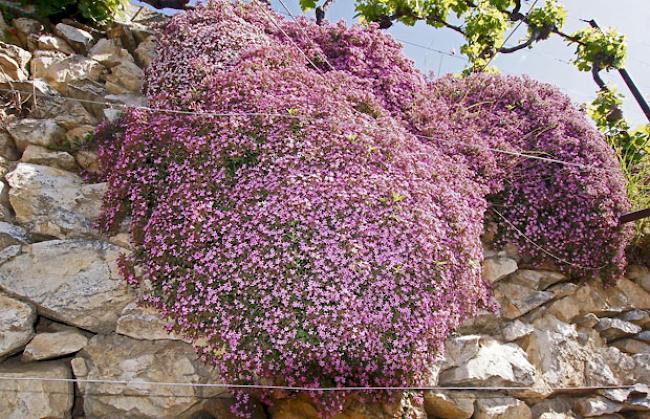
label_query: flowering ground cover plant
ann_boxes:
[96,0,631,414]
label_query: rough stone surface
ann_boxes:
[0,131,19,161]
[75,149,100,174]
[494,281,554,319]
[424,392,474,419]
[611,338,650,354]
[7,163,105,238]
[501,320,535,342]
[89,38,134,67]
[22,329,89,361]
[0,292,36,360]
[0,42,32,83]
[37,34,75,54]
[507,269,567,290]
[628,265,650,293]
[482,256,518,284]
[55,23,94,53]
[474,397,532,419]
[438,339,537,387]
[0,222,29,250]
[74,333,225,418]
[575,396,623,417]
[5,119,66,151]
[12,18,44,48]
[106,60,144,94]
[40,54,106,92]
[116,302,188,341]
[0,359,73,418]
[595,317,642,341]
[0,240,134,333]
[135,36,156,68]
[21,144,78,171]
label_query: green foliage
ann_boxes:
[27,0,127,23]
[589,87,650,245]
[461,2,508,67]
[299,0,317,12]
[526,0,565,40]
[572,27,627,71]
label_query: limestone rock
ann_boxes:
[5,118,66,151]
[39,54,106,92]
[530,398,575,419]
[611,339,650,355]
[0,240,134,333]
[75,150,100,174]
[65,124,95,151]
[12,18,44,48]
[22,329,89,361]
[89,38,134,68]
[482,256,517,284]
[440,335,481,370]
[438,339,536,387]
[22,144,78,171]
[474,397,532,419]
[637,331,650,343]
[494,281,554,320]
[6,163,105,238]
[501,320,535,342]
[0,359,73,418]
[135,36,156,68]
[0,222,29,249]
[621,310,650,328]
[595,317,642,341]
[628,265,650,293]
[507,269,567,290]
[29,49,66,79]
[576,396,623,417]
[424,392,474,419]
[55,23,94,53]
[74,333,225,418]
[116,302,188,341]
[0,292,35,360]
[62,79,108,118]
[36,34,74,55]
[0,131,19,160]
[106,60,144,94]
[0,41,31,83]
[24,79,97,129]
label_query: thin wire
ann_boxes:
[491,207,609,271]
[480,0,541,71]
[0,375,641,392]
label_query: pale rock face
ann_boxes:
[424,392,475,419]
[0,293,36,360]
[627,265,650,293]
[75,150,101,174]
[12,18,44,48]
[501,320,535,342]
[55,23,94,53]
[106,60,144,94]
[482,256,518,284]
[0,131,19,161]
[116,302,189,341]
[29,91,98,130]
[65,124,96,151]
[494,281,554,320]
[0,222,29,250]
[21,144,78,171]
[39,54,106,93]
[0,240,134,333]
[506,269,567,291]
[620,309,650,328]
[575,396,623,417]
[89,38,135,68]
[5,118,66,151]
[74,334,226,418]
[36,34,75,55]
[135,36,157,68]
[474,397,532,419]
[439,335,481,370]
[522,315,622,388]
[0,42,32,83]
[0,359,73,419]
[610,338,650,354]
[438,339,537,387]
[595,317,642,341]
[29,49,67,79]
[22,329,89,361]
[6,163,105,238]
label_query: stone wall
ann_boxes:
[0,7,649,419]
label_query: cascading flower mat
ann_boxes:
[96,0,631,414]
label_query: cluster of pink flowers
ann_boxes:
[96,0,631,414]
